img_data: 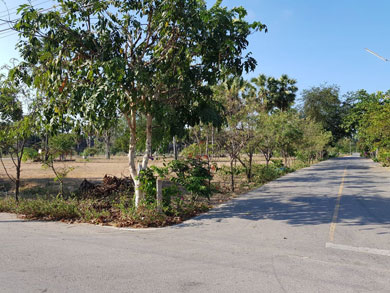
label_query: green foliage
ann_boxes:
[270,159,284,168]
[296,119,332,163]
[82,147,98,157]
[252,164,284,185]
[334,138,353,154]
[49,133,76,160]
[168,158,213,201]
[0,116,35,200]
[17,197,79,220]
[217,165,244,176]
[0,72,23,124]
[0,196,17,213]
[180,143,207,157]
[344,91,390,154]
[250,74,298,112]
[301,84,346,142]
[138,168,157,204]
[378,150,390,167]
[14,0,266,154]
[162,185,180,208]
[21,147,39,162]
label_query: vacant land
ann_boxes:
[0,154,271,197]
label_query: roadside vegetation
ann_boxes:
[0,0,372,227]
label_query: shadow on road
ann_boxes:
[179,157,390,229]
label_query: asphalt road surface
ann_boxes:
[1,154,390,292]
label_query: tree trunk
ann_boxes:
[105,130,111,160]
[126,109,143,207]
[173,136,178,160]
[142,113,152,169]
[87,135,92,148]
[248,152,253,181]
[15,175,20,202]
[205,131,209,158]
[15,144,24,202]
[230,159,235,192]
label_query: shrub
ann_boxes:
[290,160,309,170]
[138,168,157,203]
[162,184,180,208]
[0,197,18,213]
[82,147,99,157]
[168,158,213,201]
[378,150,390,167]
[252,164,283,185]
[270,159,284,168]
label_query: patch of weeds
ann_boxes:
[0,197,18,213]
[16,197,80,220]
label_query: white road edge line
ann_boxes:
[326,242,390,257]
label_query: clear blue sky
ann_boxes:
[1,0,390,99]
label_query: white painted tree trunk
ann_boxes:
[127,111,153,208]
[127,109,144,207]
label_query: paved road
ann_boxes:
[1,155,390,292]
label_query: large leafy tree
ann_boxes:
[344,90,390,153]
[14,0,266,206]
[301,84,345,142]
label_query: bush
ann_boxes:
[162,184,180,208]
[180,143,207,157]
[0,197,18,212]
[252,164,281,185]
[168,158,213,201]
[290,160,309,170]
[82,147,99,157]
[378,150,390,167]
[270,159,284,168]
[138,168,157,203]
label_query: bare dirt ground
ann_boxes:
[0,155,269,199]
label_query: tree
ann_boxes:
[273,111,302,166]
[256,113,279,166]
[48,133,76,161]
[250,74,298,113]
[0,74,23,124]
[15,0,266,206]
[0,71,33,201]
[214,77,251,191]
[301,84,345,142]
[344,90,390,155]
[296,119,332,163]
[0,117,33,201]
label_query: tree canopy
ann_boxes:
[13,0,267,206]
